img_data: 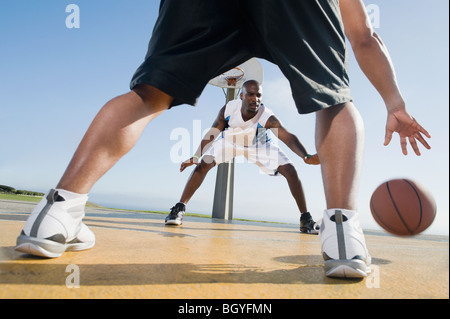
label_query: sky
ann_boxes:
[0,1,448,235]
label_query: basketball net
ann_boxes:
[223,67,244,87]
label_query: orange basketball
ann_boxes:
[370,179,436,236]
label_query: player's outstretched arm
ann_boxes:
[340,0,431,155]
[266,115,320,165]
[180,106,226,172]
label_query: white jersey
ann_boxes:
[204,99,292,176]
[222,99,274,147]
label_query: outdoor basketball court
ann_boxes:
[0,199,448,299]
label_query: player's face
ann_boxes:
[241,84,262,113]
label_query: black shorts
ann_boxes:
[130,0,352,114]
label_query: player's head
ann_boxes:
[240,80,262,113]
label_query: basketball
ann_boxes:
[370,179,436,236]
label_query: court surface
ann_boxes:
[0,199,448,299]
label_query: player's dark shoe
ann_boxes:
[300,212,320,234]
[165,203,186,226]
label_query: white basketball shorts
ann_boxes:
[203,138,292,176]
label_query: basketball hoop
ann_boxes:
[208,58,263,90]
[223,67,244,87]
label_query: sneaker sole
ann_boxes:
[300,229,319,235]
[165,220,182,226]
[67,240,95,252]
[15,235,66,258]
[324,259,369,278]
[15,235,94,258]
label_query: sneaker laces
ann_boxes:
[169,204,185,217]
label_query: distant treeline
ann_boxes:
[0,185,44,197]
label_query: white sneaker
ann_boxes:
[15,189,95,258]
[320,209,371,278]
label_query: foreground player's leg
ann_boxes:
[276,164,320,234]
[165,157,216,225]
[16,85,173,258]
[58,85,172,194]
[315,102,371,278]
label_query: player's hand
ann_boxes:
[180,157,199,172]
[304,154,320,165]
[384,109,431,156]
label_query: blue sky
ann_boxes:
[0,1,448,235]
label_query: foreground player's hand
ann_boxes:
[180,157,199,172]
[304,154,320,165]
[384,109,431,156]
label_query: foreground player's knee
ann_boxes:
[132,84,172,112]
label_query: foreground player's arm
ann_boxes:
[180,106,226,172]
[265,115,319,165]
[340,0,431,155]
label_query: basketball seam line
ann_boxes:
[386,181,413,235]
[403,179,423,232]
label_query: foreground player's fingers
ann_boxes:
[416,122,431,139]
[415,132,431,150]
[384,129,393,146]
[408,135,421,156]
[400,136,408,155]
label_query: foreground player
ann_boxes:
[16,0,430,278]
[165,80,320,233]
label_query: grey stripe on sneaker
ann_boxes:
[30,189,59,237]
[335,210,347,260]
